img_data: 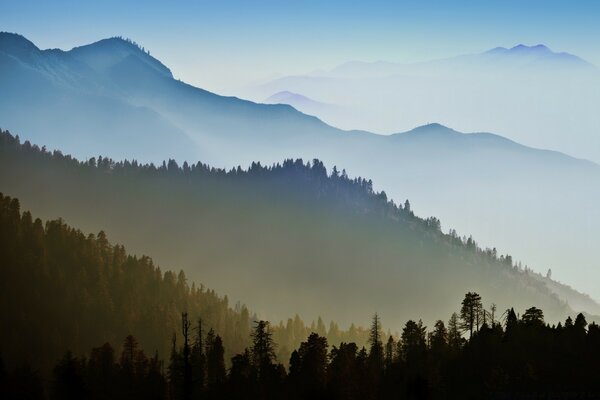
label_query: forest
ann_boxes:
[0,192,373,375]
[3,4,600,398]
[2,177,600,399]
[0,129,591,330]
[3,284,599,399]
[2,131,600,398]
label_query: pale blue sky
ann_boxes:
[2,0,600,92]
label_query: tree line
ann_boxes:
[0,128,577,326]
[0,192,371,376]
[3,293,599,399]
[0,129,565,298]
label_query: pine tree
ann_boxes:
[384,336,395,367]
[505,307,518,333]
[368,313,384,368]
[430,320,448,354]
[522,307,544,326]
[460,292,483,338]
[401,320,427,364]
[294,333,328,397]
[206,335,226,393]
[190,319,205,397]
[181,313,192,400]
[250,321,276,378]
[447,313,463,351]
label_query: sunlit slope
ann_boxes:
[3,33,600,300]
[1,131,591,330]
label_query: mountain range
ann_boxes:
[2,130,598,335]
[323,44,594,79]
[247,44,600,164]
[0,32,346,164]
[1,33,599,301]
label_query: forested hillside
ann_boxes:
[0,192,248,373]
[0,193,371,375]
[4,284,600,399]
[3,33,600,302]
[0,130,590,330]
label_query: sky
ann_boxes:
[2,0,600,93]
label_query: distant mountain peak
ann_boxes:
[69,35,173,78]
[387,123,467,141]
[511,43,550,52]
[264,91,329,110]
[86,36,149,54]
[485,44,552,55]
[269,90,297,98]
[0,31,40,56]
[482,44,592,67]
[404,123,458,136]
[266,91,313,103]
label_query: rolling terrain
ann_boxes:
[1,130,597,332]
[1,32,599,301]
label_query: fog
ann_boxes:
[245,45,600,163]
[2,35,599,304]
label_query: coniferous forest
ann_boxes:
[0,191,371,375]
[4,304,600,400]
[1,129,593,331]
[2,182,600,398]
[3,6,600,398]
[0,0,600,400]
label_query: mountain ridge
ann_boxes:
[0,32,595,166]
[393,123,598,167]
[327,44,595,76]
[2,129,598,331]
[2,33,600,302]
[69,36,174,78]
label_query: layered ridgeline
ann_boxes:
[1,131,597,333]
[0,32,345,164]
[0,192,372,374]
[252,44,600,153]
[2,33,600,301]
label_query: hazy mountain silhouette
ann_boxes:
[481,44,592,67]
[0,32,347,164]
[265,91,326,107]
[2,33,600,300]
[1,130,599,332]
[263,91,347,126]
[0,33,196,162]
[325,44,594,78]
[250,44,600,162]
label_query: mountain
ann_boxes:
[0,32,349,165]
[325,44,594,78]
[264,91,326,108]
[0,191,250,373]
[1,130,598,335]
[2,33,600,301]
[249,44,600,163]
[0,190,373,374]
[263,91,347,127]
[480,44,592,68]
[0,33,197,162]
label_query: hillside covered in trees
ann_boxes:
[3,290,600,399]
[0,129,595,330]
[1,198,596,400]
[0,193,370,376]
